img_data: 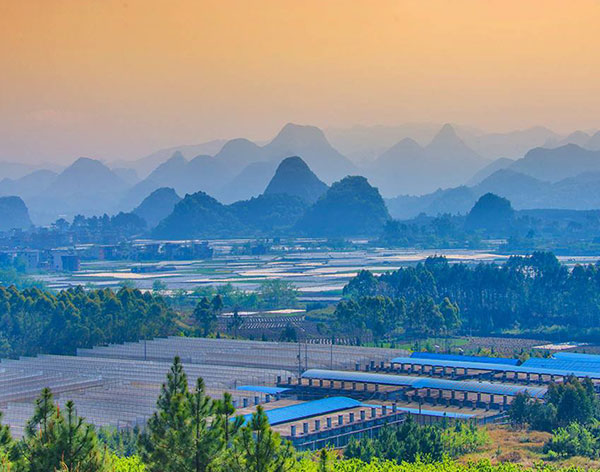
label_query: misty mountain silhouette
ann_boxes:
[0,196,32,231]
[509,144,600,182]
[296,176,390,236]
[262,123,355,183]
[133,187,181,228]
[369,124,488,196]
[263,156,328,203]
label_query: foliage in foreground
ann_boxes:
[344,419,488,464]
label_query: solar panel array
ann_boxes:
[77,337,407,371]
[0,337,408,437]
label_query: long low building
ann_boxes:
[301,369,547,398]
[410,352,520,366]
[390,356,600,381]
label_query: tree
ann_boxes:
[152,280,168,294]
[547,376,599,427]
[0,411,11,453]
[509,393,531,428]
[140,357,233,472]
[22,388,106,472]
[226,406,296,472]
[258,280,298,310]
[213,392,243,447]
[193,296,221,336]
[440,297,460,333]
[228,308,243,338]
[140,356,194,472]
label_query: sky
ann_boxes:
[1,0,600,164]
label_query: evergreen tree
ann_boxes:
[22,388,106,472]
[194,297,220,336]
[188,378,218,472]
[55,401,106,472]
[213,392,243,447]
[0,410,11,453]
[140,357,232,472]
[226,406,296,472]
[140,356,193,472]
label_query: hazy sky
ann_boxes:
[1,0,600,164]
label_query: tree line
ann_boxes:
[509,376,600,460]
[0,286,176,358]
[342,252,600,338]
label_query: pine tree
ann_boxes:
[140,356,194,472]
[189,377,217,472]
[0,411,11,452]
[194,297,218,336]
[55,401,106,472]
[213,392,243,446]
[23,388,106,472]
[227,406,296,472]
[140,357,230,472]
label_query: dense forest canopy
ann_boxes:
[343,252,600,338]
[0,286,175,358]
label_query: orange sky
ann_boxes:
[1,0,599,163]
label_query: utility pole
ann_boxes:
[297,342,301,378]
[304,342,308,372]
[330,339,333,370]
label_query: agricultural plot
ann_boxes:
[34,244,518,300]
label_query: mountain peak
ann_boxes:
[429,123,460,146]
[425,123,483,168]
[0,196,32,230]
[214,138,264,170]
[264,123,355,184]
[68,157,109,171]
[133,187,181,228]
[296,175,390,236]
[263,156,328,203]
[269,123,329,148]
[389,137,423,153]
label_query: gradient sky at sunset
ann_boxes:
[1,0,599,163]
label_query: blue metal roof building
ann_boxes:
[241,396,363,425]
[521,357,600,374]
[555,352,600,361]
[391,356,600,379]
[302,369,423,387]
[411,352,519,366]
[301,369,547,398]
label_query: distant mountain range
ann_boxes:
[110,139,228,178]
[123,123,355,207]
[367,124,490,196]
[544,130,600,150]
[153,159,387,238]
[387,144,600,219]
[2,122,600,226]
